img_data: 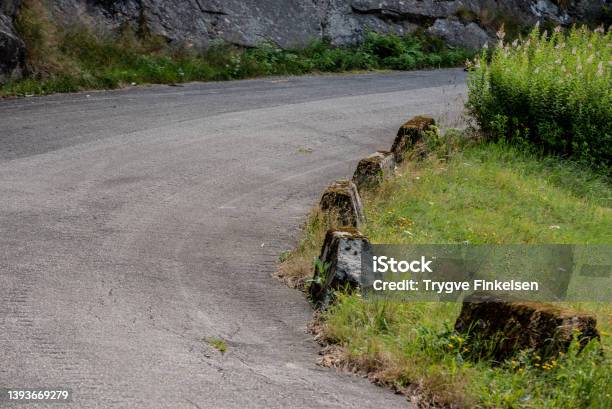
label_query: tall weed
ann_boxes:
[467,25,611,171]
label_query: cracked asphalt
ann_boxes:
[0,69,467,408]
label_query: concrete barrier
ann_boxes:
[391,115,435,163]
[455,294,600,360]
[352,151,396,191]
[319,179,365,228]
[309,228,370,308]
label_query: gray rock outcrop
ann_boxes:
[0,12,24,81]
[0,1,606,80]
[428,18,490,49]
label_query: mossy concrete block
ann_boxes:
[391,115,435,163]
[319,179,365,228]
[455,294,600,360]
[309,228,370,309]
[352,151,396,191]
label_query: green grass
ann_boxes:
[206,337,228,354]
[1,0,475,97]
[322,295,610,408]
[288,136,611,408]
[364,138,611,245]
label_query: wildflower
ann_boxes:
[512,39,518,47]
[572,47,577,55]
[448,343,454,349]
[554,26,562,33]
[597,62,604,76]
[586,54,594,63]
[496,26,506,40]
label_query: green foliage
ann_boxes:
[467,25,612,171]
[205,337,228,354]
[2,3,475,97]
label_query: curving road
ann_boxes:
[0,69,467,409]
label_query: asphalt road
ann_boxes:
[0,69,467,409]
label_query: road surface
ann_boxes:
[0,69,467,408]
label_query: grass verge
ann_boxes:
[1,0,474,97]
[282,134,611,408]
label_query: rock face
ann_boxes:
[320,179,365,228]
[0,1,606,80]
[309,228,369,308]
[352,151,396,191]
[428,18,490,49]
[0,1,25,81]
[455,294,600,360]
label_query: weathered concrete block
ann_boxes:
[309,228,370,308]
[391,115,435,163]
[455,294,600,360]
[319,179,365,228]
[352,151,396,191]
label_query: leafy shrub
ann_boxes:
[363,32,407,59]
[467,25,611,171]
